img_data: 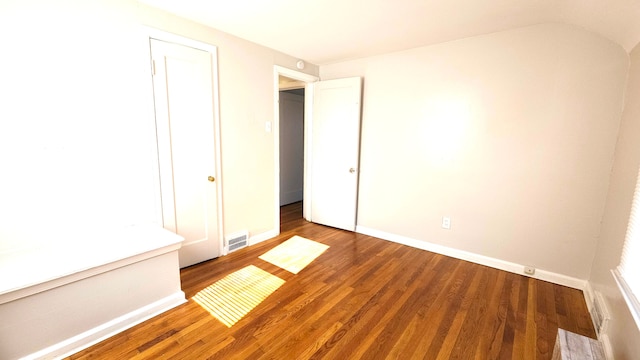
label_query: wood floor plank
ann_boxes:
[449,265,495,358]
[343,253,437,358]
[434,265,485,360]
[406,259,465,359]
[524,279,538,360]
[473,269,508,359]
[67,201,597,359]
[500,273,522,359]
[359,253,445,358]
[425,260,477,359]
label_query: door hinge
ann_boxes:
[151,59,156,76]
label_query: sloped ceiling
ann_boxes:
[139,0,640,64]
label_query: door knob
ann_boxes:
[208,176,215,182]
[349,168,356,173]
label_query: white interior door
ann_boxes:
[310,77,362,231]
[150,38,221,267]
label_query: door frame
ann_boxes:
[147,27,226,256]
[273,66,318,233]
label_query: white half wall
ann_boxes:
[320,23,628,281]
[0,226,185,360]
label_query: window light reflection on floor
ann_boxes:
[259,235,329,274]
[192,265,285,327]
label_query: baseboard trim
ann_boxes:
[249,229,279,246]
[356,226,587,290]
[583,282,615,360]
[26,291,186,360]
[584,282,596,320]
[600,333,614,360]
[584,282,595,307]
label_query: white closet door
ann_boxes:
[151,39,221,267]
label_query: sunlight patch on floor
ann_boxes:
[259,235,329,274]
[192,265,285,327]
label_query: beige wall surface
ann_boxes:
[320,23,628,280]
[0,0,318,254]
[589,44,640,359]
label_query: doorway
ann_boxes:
[278,83,305,208]
[273,67,318,233]
[273,67,363,235]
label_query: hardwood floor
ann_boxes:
[68,202,596,359]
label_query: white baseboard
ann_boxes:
[249,229,279,246]
[356,225,587,290]
[584,282,598,328]
[583,282,600,334]
[27,291,186,360]
[584,282,595,310]
[600,333,614,360]
[583,282,615,360]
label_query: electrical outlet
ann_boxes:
[442,217,451,229]
[524,266,536,275]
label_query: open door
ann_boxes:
[309,77,362,231]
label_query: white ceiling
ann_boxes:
[139,0,640,65]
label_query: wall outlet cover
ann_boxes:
[442,217,451,229]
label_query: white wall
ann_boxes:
[588,43,640,359]
[0,0,318,255]
[320,23,628,280]
[0,0,156,253]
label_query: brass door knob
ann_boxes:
[208,176,215,182]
